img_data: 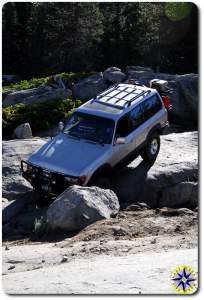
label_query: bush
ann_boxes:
[2,77,49,92]
[3,71,96,92]
[33,217,50,237]
[2,98,82,138]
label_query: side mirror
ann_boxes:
[115,137,126,145]
[58,121,64,132]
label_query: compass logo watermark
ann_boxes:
[171,266,198,294]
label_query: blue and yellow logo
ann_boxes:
[171,266,197,294]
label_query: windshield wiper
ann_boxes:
[65,132,81,140]
[84,137,105,146]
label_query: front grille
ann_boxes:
[22,162,80,195]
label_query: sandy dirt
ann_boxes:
[2,208,198,294]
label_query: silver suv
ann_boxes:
[21,82,170,195]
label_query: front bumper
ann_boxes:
[21,160,82,195]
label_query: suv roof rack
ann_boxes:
[92,84,151,110]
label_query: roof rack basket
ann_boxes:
[92,84,151,109]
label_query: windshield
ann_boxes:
[63,112,115,144]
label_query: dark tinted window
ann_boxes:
[64,112,115,144]
[142,95,162,121]
[115,115,133,138]
[129,104,143,129]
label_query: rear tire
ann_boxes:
[141,132,160,162]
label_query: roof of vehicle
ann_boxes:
[76,83,158,121]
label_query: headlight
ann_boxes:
[64,176,79,184]
[21,161,33,173]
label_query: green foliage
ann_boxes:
[3,72,95,92]
[2,2,198,77]
[33,217,50,237]
[3,77,49,92]
[165,3,192,22]
[2,98,82,138]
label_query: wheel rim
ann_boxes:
[150,138,158,155]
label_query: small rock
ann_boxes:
[8,265,15,270]
[125,204,141,211]
[151,238,157,244]
[112,226,129,236]
[158,207,180,217]
[14,123,32,139]
[137,202,150,209]
[175,225,182,232]
[5,245,9,251]
[177,208,194,215]
[61,256,68,263]
[41,260,45,263]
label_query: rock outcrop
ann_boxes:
[47,185,120,231]
[2,131,198,209]
[103,67,126,83]
[2,74,20,85]
[3,67,198,126]
[2,138,47,199]
[112,131,198,208]
[126,65,154,79]
[72,72,107,101]
[126,66,198,125]
[3,86,72,107]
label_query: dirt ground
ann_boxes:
[2,207,198,294]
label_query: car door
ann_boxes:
[140,94,163,140]
[128,103,146,149]
[109,113,137,166]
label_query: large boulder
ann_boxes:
[126,66,154,79]
[125,67,198,125]
[103,67,126,83]
[14,123,32,139]
[47,185,120,231]
[2,138,47,199]
[3,86,72,107]
[112,131,198,208]
[176,74,198,123]
[2,74,20,85]
[72,73,107,101]
[2,199,27,224]
[158,181,198,208]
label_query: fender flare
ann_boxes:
[88,164,112,185]
[146,124,162,140]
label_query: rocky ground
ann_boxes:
[2,207,198,294]
[2,129,198,294]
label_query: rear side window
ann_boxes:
[142,95,162,121]
[129,104,143,129]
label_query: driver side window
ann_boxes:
[115,115,133,138]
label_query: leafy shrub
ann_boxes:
[33,217,50,237]
[2,98,82,138]
[2,77,49,92]
[3,71,95,92]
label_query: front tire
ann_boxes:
[91,176,111,189]
[141,132,160,162]
[33,189,53,207]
